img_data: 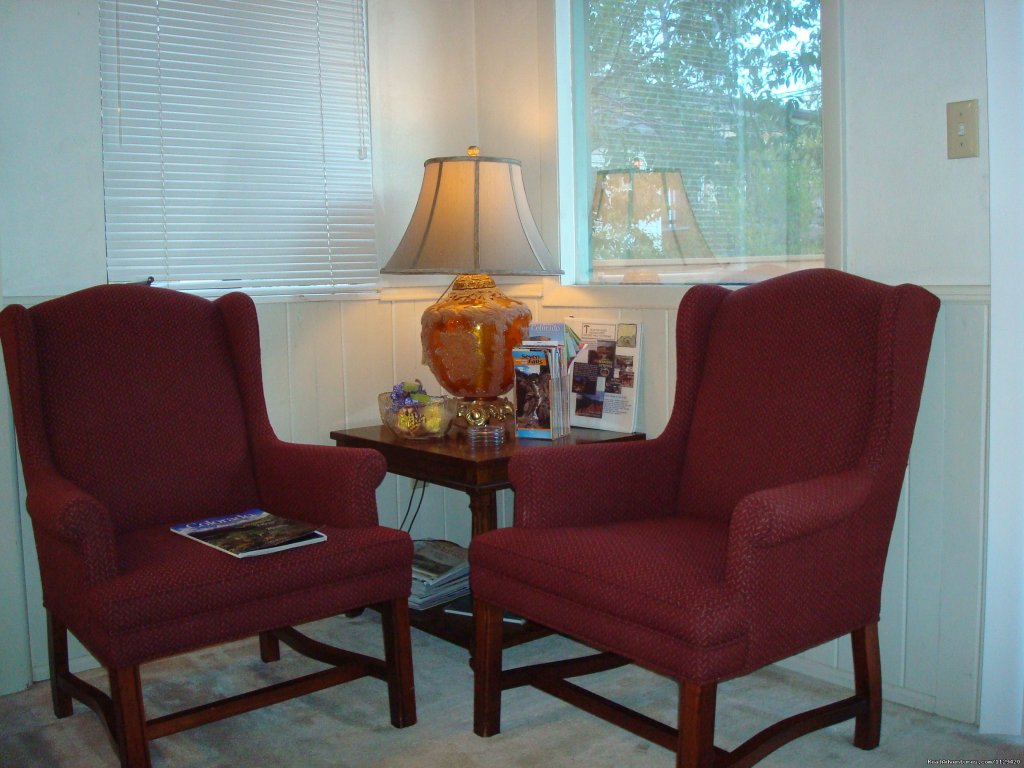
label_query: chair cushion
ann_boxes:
[45,523,412,667]
[470,517,749,682]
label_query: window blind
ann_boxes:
[98,0,377,296]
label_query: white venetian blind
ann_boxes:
[98,0,378,296]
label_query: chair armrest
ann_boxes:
[252,439,387,528]
[509,436,677,529]
[724,468,893,659]
[725,467,878,600]
[729,468,875,549]
[26,474,118,582]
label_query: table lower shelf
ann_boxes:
[407,598,552,650]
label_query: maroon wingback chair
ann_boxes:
[0,285,416,767]
[471,269,939,767]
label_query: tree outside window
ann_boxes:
[579,0,823,284]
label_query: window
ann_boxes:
[98,0,376,297]
[573,0,823,284]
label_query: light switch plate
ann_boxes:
[947,99,979,159]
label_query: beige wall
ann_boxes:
[368,0,480,260]
[842,0,989,285]
[0,0,997,727]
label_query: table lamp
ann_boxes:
[381,147,561,440]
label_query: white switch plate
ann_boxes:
[947,99,979,159]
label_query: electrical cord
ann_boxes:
[398,479,428,533]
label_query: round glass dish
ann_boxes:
[378,393,457,440]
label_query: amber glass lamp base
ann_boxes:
[420,274,531,440]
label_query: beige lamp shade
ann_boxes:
[382,154,561,275]
[591,168,715,262]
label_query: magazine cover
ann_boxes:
[410,540,470,610]
[526,321,582,360]
[171,509,326,558]
[516,341,570,440]
[411,539,469,586]
[567,319,642,433]
[513,346,557,439]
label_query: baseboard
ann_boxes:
[773,657,945,720]
[32,650,100,683]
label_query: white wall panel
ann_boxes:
[981,0,1024,734]
[936,301,988,722]
[0,351,31,692]
[777,296,989,722]
[904,319,946,702]
[255,303,294,441]
[342,300,395,429]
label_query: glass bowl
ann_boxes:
[378,393,457,440]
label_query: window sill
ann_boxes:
[541,282,691,310]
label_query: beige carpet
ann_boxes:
[1,612,1020,767]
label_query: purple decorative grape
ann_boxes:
[387,379,430,410]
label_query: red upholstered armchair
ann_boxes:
[471,269,939,767]
[0,285,416,768]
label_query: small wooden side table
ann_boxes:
[330,425,645,537]
[330,425,646,648]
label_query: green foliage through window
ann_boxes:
[578,0,823,283]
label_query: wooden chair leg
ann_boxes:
[678,681,717,768]
[473,598,505,737]
[852,623,882,749]
[109,666,151,768]
[380,597,417,728]
[46,611,74,718]
[259,630,281,662]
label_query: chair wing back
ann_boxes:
[677,269,938,522]
[1,285,261,532]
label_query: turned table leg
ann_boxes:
[469,489,498,537]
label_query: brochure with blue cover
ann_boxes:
[171,509,326,558]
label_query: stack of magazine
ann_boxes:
[409,539,470,611]
[512,322,576,440]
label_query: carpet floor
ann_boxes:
[1,612,1020,767]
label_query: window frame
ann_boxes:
[553,0,843,292]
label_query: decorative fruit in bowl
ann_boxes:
[378,381,456,440]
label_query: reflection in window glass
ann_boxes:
[578,0,823,284]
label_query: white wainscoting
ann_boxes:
[3,286,989,724]
[775,292,989,724]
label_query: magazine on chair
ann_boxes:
[171,509,326,558]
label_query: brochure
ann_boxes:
[513,343,570,440]
[171,509,326,558]
[566,318,642,433]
